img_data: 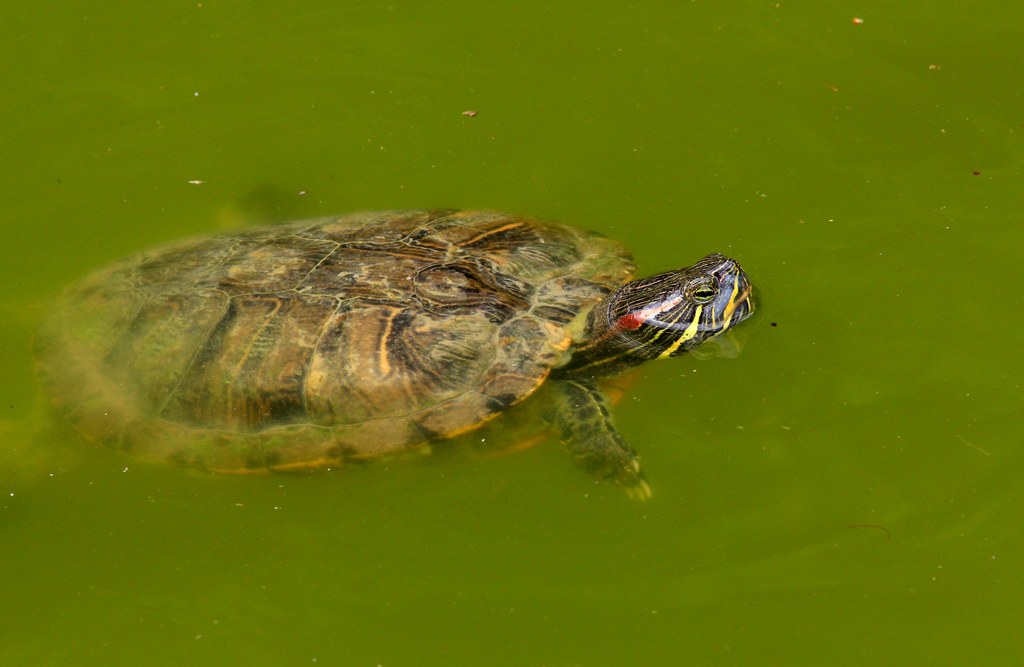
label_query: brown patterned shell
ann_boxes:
[37,210,635,471]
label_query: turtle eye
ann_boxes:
[691,283,718,304]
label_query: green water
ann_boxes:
[3,2,1023,664]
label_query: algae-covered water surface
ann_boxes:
[2,3,1023,665]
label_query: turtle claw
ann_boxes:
[625,477,652,501]
[615,459,652,500]
[618,459,652,500]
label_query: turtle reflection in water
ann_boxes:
[36,210,755,497]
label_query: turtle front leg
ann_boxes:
[548,378,651,499]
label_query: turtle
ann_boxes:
[35,209,755,496]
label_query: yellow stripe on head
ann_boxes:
[721,277,741,330]
[658,304,702,359]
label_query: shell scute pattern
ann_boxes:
[38,210,635,470]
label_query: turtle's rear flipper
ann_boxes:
[549,378,651,499]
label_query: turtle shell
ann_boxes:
[37,210,635,471]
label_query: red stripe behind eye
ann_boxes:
[616,312,645,330]
[617,292,684,331]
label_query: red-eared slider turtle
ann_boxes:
[36,210,754,495]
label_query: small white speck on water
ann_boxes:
[956,435,990,456]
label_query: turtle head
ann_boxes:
[563,253,755,375]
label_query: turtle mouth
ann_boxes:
[723,281,754,327]
[708,263,754,333]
